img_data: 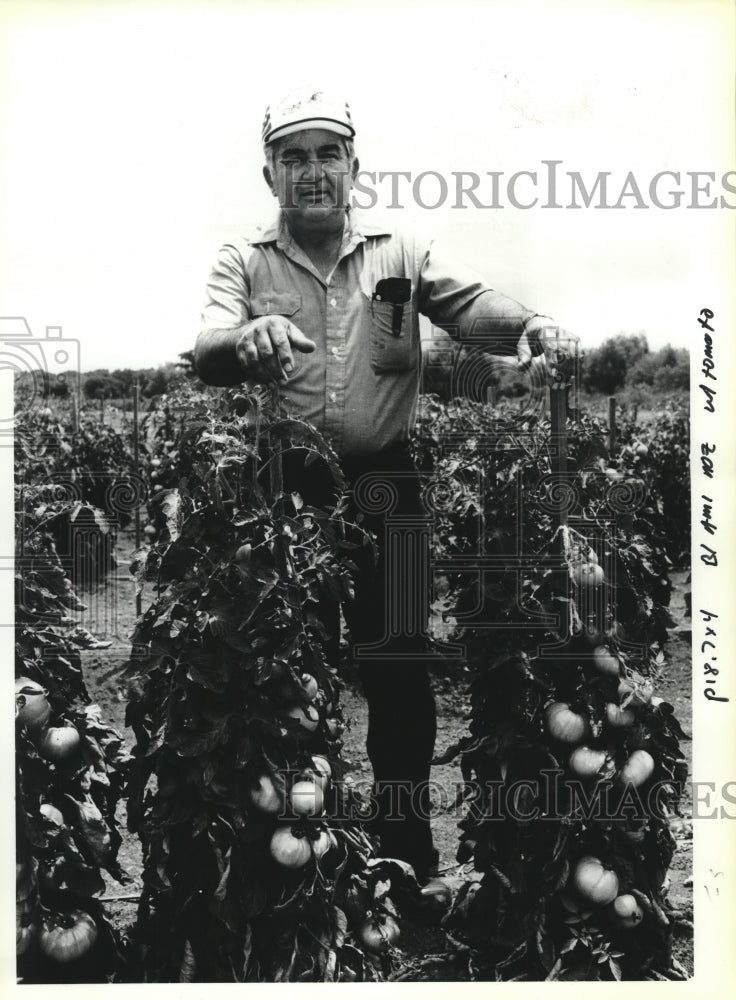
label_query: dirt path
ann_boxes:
[77,536,693,980]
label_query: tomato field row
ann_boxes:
[15,377,692,982]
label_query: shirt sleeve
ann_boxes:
[200,242,253,332]
[417,239,537,356]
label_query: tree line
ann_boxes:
[580,333,688,395]
[421,331,688,400]
[19,336,688,403]
[16,352,196,400]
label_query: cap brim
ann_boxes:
[265,118,354,144]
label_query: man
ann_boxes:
[195,88,550,885]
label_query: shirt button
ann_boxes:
[331,346,339,357]
[328,392,337,403]
[330,297,337,307]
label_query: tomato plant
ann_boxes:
[416,394,688,981]
[14,486,132,983]
[124,385,411,983]
[15,408,139,558]
[614,399,690,569]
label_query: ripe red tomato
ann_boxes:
[249,773,285,814]
[573,562,605,589]
[39,909,98,963]
[290,779,324,817]
[311,828,336,860]
[610,893,644,928]
[619,749,655,787]
[15,678,51,731]
[300,673,319,700]
[593,646,621,677]
[604,703,636,728]
[285,704,319,735]
[40,803,65,827]
[545,702,587,744]
[568,746,608,779]
[357,914,400,954]
[572,856,620,906]
[39,725,81,762]
[270,826,312,868]
[310,755,332,788]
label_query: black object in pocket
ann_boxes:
[373,277,412,304]
[373,278,412,337]
[369,277,414,372]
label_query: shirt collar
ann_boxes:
[247,207,392,246]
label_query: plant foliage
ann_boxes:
[413,394,688,981]
[124,386,414,982]
[15,487,132,982]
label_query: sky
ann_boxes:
[0,0,734,372]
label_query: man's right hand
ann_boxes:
[236,316,316,383]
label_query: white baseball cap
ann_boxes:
[262,88,355,145]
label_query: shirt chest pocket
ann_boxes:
[250,291,303,373]
[367,280,417,374]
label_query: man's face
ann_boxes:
[263,128,357,231]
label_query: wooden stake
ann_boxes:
[549,351,572,643]
[133,382,142,617]
[550,386,568,527]
[608,396,616,453]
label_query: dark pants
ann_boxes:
[281,445,437,878]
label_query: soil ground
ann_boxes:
[79,531,693,982]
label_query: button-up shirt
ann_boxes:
[201,210,534,459]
